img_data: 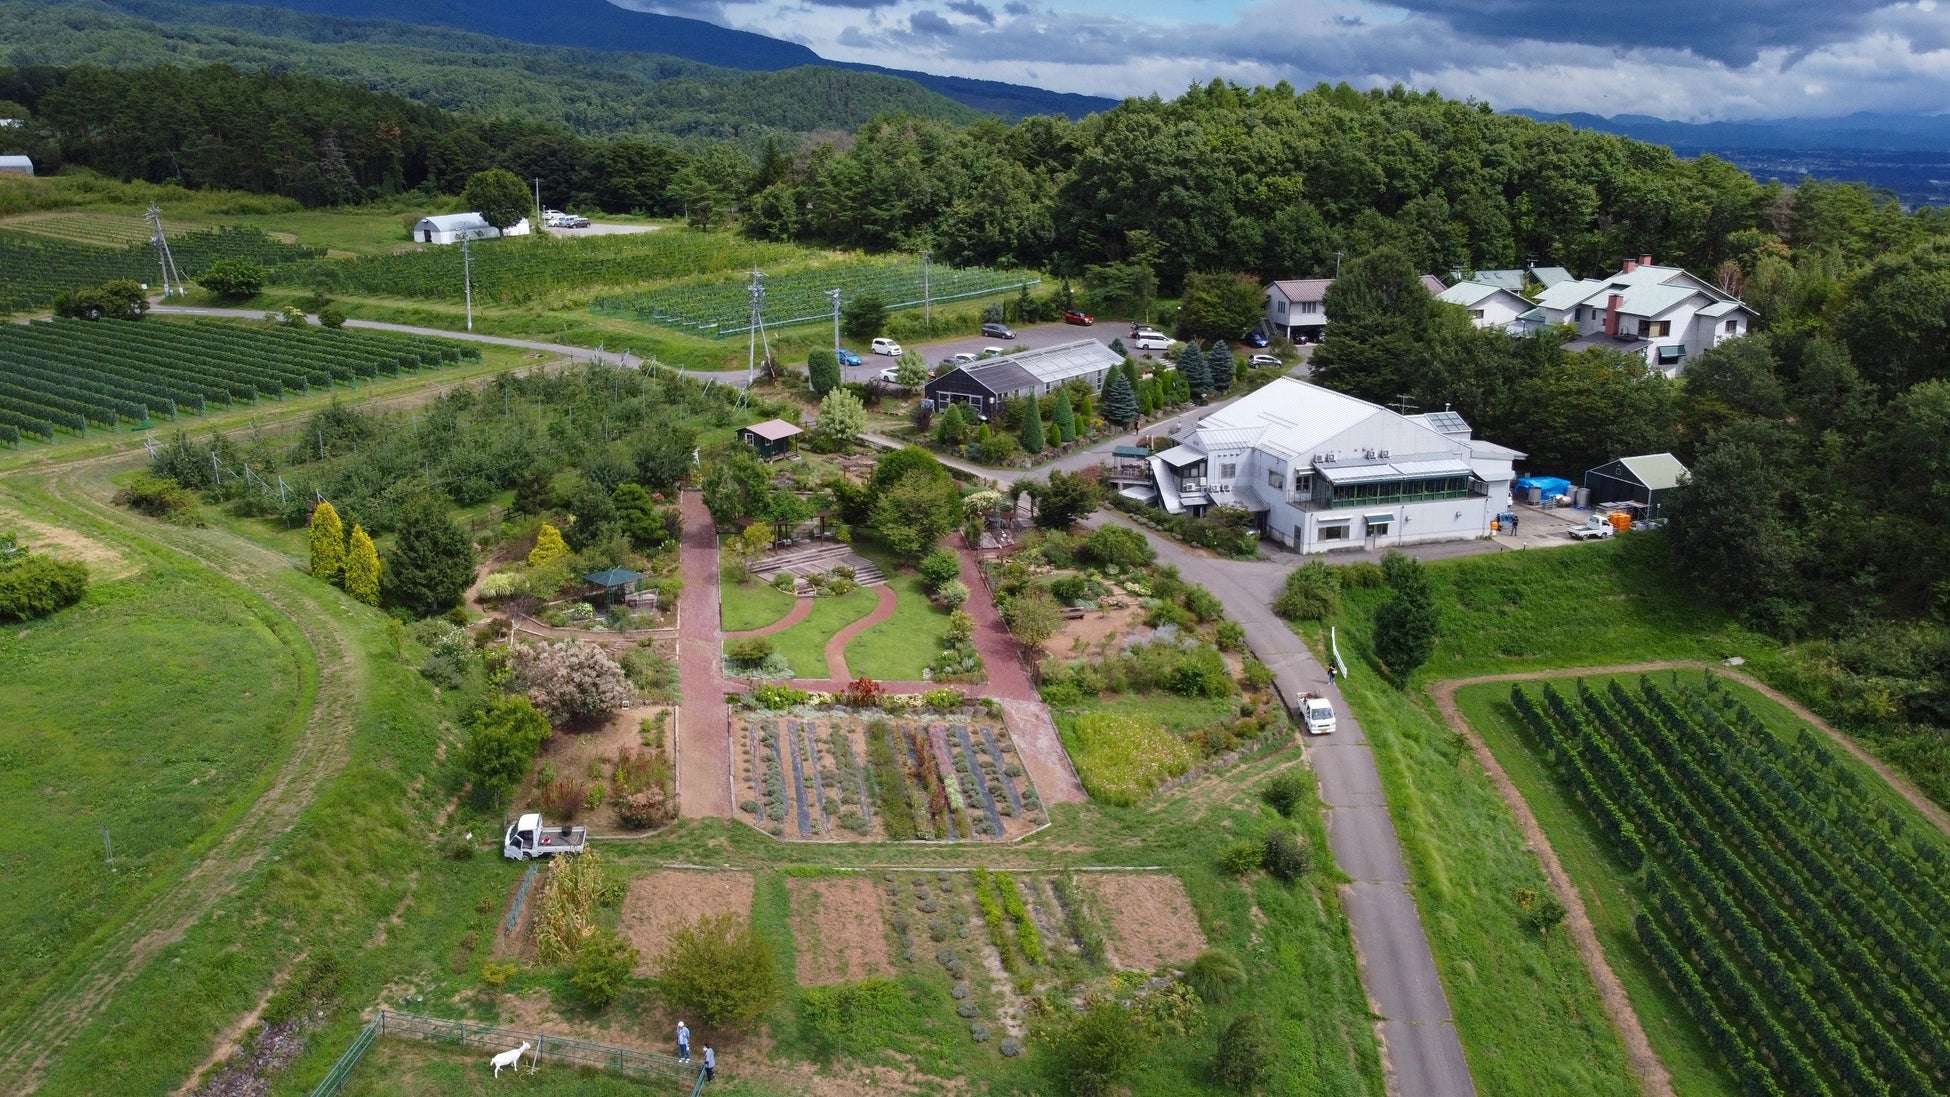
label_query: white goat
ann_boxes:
[490,1041,531,1078]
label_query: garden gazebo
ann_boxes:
[584,566,645,608]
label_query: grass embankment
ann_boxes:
[1307,536,1767,1097]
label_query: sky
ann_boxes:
[615,0,1950,120]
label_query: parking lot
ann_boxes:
[837,321,1108,383]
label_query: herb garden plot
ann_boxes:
[269,232,806,305]
[594,258,1037,336]
[0,318,474,443]
[736,715,1043,841]
[1508,674,1950,1097]
[0,226,322,313]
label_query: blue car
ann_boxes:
[1244,328,1271,348]
[836,348,863,366]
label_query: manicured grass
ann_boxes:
[767,587,879,678]
[721,574,798,633]
[844,571,947,681]
[0,566,302,1014]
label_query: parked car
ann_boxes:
[1131,333,1171,351]
[1568,515,1616,541]
[981,346,1006,358]
[951,352,979,365]
[835,347,862,366]
[1248,353,1281,368]
[981,322,1016,340]
[877,366,903,383]
[1063,310,1094,326]
[1130,323,1166,339]
[1244,328,1271,347]
[870,337,903,356]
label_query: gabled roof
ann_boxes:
[1266,278,1332,304]
[1437,281,1529,309]
[1534,278,1606,311]
[741,418,802,441]
[933,358,1038,396]
[1698,299,1751,318]
[1578,280,1701,318]
[1410,409,1472,436]
[416,212,495,230]
[1530,266,1576,288]
[1565,332,1652,355]
[1006,339,1123,384]
[1188,378,1389,463]
[1607,452,1690,490]
[1454,269,1528,293]
[1419,274,1448,295]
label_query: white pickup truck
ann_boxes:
[1568,515,1616,541]
[503,813,588,860]
[1296,691,1336,735]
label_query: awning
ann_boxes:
[1111,445,1150,459]
[1155,444,1205,467]
[1363,512,1396,523]
[1315,456,1474,485]
[585,567,645,588]
[1315,515,1352,526]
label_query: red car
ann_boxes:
[1063,310,1094,326]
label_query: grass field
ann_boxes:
[767,587,879,678]
[720,574,798,633]
[0,564,303,1015]
[843,570,947,681]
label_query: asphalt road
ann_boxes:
[1084,513,1480,1097]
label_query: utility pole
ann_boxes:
[828,288,841,353]
[1334,251,1345,278]
[462,239,474,332]
[533,177,542,227]
[745,266,765,403]
[921,249,932,331]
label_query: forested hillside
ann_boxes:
[0,0,980,144]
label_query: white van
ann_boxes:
[1132,333,1171,351]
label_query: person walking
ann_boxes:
[702,1045,716,1082]
[676,1021,690,1063]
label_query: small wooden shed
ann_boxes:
[739,418,802,460]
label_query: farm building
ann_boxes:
[0,155,33,176]
[1140,378,1523,553]
[1584,452,1688,516]
[739,418,802,459]
[411,212,531,244]
[923,340,1122,420]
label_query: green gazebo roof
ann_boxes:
[584,567,645,588]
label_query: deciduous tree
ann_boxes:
[656,913,779,1029]
[516,640,635,726]
[460,694,550,801]
[461,168,531,236]
[813,387,866,451]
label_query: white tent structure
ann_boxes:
[411,212,530,244]
[0,155,33,176]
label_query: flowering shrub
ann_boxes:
[840,676,886,709]
[923,687,965,710]
[516,641,634,725]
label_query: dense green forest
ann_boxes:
[0,0,978,144]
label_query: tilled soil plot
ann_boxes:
[1083,873,1206,972]
[619,871,755,976]
[787,877,894,985]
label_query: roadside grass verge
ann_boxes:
[767,586,878,678]
[720,573,798,633]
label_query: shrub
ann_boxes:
[918,547,962,590]
[1214,1014,1277,1092]
[1259,770,1309,817]
[1083,524,1155,568]
[1341,560,1386,587]
[752,683,811,709]
[1274,559,1342,621]
[616,787,676,829]
[0,553,88,622]
[1241,658,1275,689]
[570,929,640,1009]
[1214,619,1246,652]
[516,641,634,725]
[923,687,965,710]
[1183,948,1247,1004]
[801,977,908,1055]
[727,637,775,667]
[540,776,586,818]
[1261,829,1313,882]
[1216,839,1264,876]
[1045,999,1153,1097]
[117,473,202,524]
[656,913,780,1028]
[480,961,518,989]
[620,645,678,700]
[945,608,975,644]
[1182,583,1223,623]
[840,676,886,708]
[935,578,969,609]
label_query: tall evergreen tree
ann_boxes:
[1021,392,1046,454]
[1372,552,1437,677]
[383,497,477,616]
[1051,389,1077,443]
[343,524,381,606]
[308,499,345,583]
[1102,370,1139,425]
[1207,340,1234,391]
[807,348,841,395]
[1181,346,1212,400]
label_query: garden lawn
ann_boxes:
[721,575,798,633]
[768,587,878,678]
[844,571,946,681]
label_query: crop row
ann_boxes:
[1509,677,1950,1097]
[0,318,474,442]
[0,226,322,312]
[594,256,1036,336]
[269,231,807,305]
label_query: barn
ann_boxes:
[411,212,531,244]
[923,340,1122,421]
[1584,452,1689,517]
[0,155,33,176]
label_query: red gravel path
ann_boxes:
[674,490,732,818]
[819,584,898,682]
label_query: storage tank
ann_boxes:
[1575,486,1592,507]
[1526,486,1542,505]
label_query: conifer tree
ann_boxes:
[309,499,345,583]
[1182,346,1212,400]
[343,524,381,605]
[1052,389,1077,442]
[1102,369,1139,425]
[1207,340,1234,391]
[1020,392,1046,454]
[529,522,569,569]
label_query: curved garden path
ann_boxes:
[1430,659,1950,1097]
[722,594,813,639]
[818,585,898,682]
[0,453,363,1093]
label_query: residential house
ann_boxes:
[1436,280,1533,330]
[1263,274,1448,343]
[1142,378,1523,553]
[1447,266,1577,294]
[923,340,1122,420]
[411,212,532,244]
[1514,255,1754,375]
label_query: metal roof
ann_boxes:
[1419,274,1448,295]
[1613,452,1690,490]
[1314,455,1473,485]
[742,418,802,441]
[937,358,1038,395]
[1436,281,1512,308]
[1111,446,1151,458]
[1698,299,1748,317]
[1005,339,1123,384]
[1530,266,1576,287]
[1267,278,1332,303]
[1155,444,1206,467]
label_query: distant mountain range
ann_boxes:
[1515,110,1950,206]
[169,0,1118,120]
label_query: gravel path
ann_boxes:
[674,490,732,817]
[821,584,898,682]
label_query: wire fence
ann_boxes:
[307,1009,706,1097]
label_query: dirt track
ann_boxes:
[1428,659,1950,1097]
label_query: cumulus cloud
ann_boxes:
[700,0,1950,119]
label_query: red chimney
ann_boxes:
[1622,258,1637,273]
[1605,294,1623,337]
[1639,253,1653,267]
